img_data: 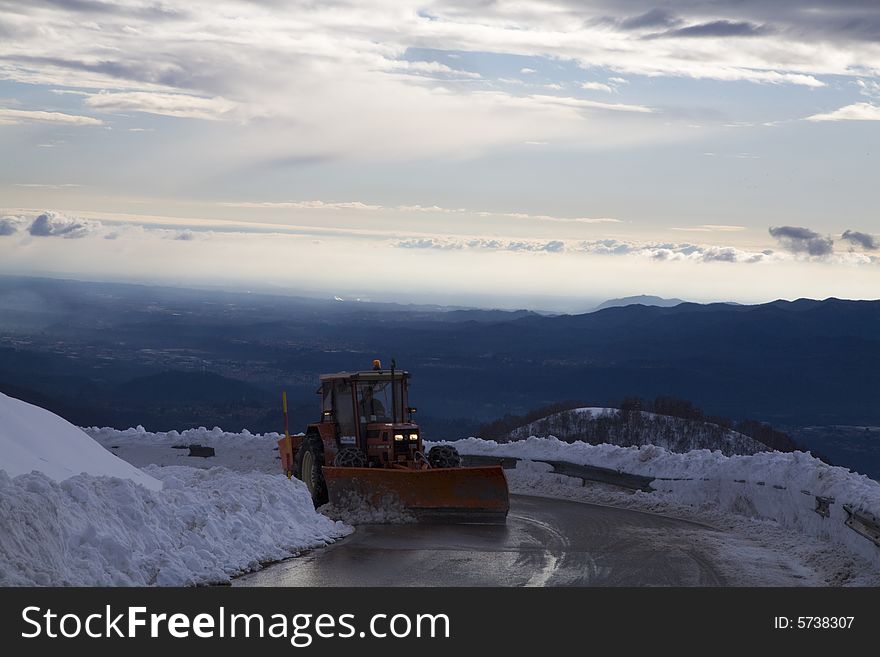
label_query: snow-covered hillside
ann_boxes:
[0,396,349,586]
[505,407,767,456]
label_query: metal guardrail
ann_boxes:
[843,505,880,547]
[462,453,880,550]
[461,454,654,491]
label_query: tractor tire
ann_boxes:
[333,446,367,468]
[428,445,461,469]
[293,432,328,507]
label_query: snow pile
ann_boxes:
[320,494,416,525]
[84,425,286,474]
[0,395,350,586]
[0,393,160,490]
[0,466,351,586]
[443,437,880,572]
[506,407,766,456]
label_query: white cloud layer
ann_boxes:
[1,1,877,159]
[0,108,103,126]
[807,102,880,122]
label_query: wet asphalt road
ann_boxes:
[233,495,727,587]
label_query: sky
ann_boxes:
[0,1,879,312]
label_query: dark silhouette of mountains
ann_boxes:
[592,295,684,311]
[0,276,877,438]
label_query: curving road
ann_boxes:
[233,495,755,587]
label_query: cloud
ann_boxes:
[220,200,384,211]
[388,60,481,79]
[0,216,27,236]
[394,235,770,263]
[13,183,82,189]
[82,91,237,121]
[856,79,880,99]
[619,9,681,31]
[580,82,614,93]
[527,94,652,114]
[841,229,878,251]
[220,199,622,224]
[27,211,102,238]
[806,102,880,122]
[0,108,103,126]
[396,237,567,253]
[2,0,863,165]
[654,21,771,39]
[768,226,834,256]
[670,224,747,233]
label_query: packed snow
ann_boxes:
[84,425,284,474]
[441,436,880,578]
[0,398,350,586]
[0,466,350,586]
[0,392,160,490]
[506,407,767,456]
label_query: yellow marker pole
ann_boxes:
[282,391,292,479]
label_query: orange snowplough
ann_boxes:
[278,361,509,523]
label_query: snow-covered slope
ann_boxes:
[505,407,766,456]
[0,392,161,490]
[0,466,350,586]
[0,396,350,586]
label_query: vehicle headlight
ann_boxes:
[394,434,404,441]
[409,433,419,441]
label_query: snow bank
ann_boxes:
[0,465,351,586]
[443,437,880,572]
[0,393,160,490]
[84,425,285,474]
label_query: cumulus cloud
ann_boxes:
[0,216,28,236]
[27,211,102,238]
[841,229,878,251]
[396,237,566,253]
[768,226,834,256]
[394,235,769,263]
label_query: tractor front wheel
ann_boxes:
[333,446,367,468]
[428,445,461,468]
[294,433,328,507]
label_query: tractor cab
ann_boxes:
[318,365,423,467]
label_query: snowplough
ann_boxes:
[278,361,509,523]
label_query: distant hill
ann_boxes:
[501,407,767,456]
[114,371,272,405]
[593,295,684,311]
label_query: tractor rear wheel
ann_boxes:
[428,445,461,468]
[333,446,367,468]
[294,433,328,507]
